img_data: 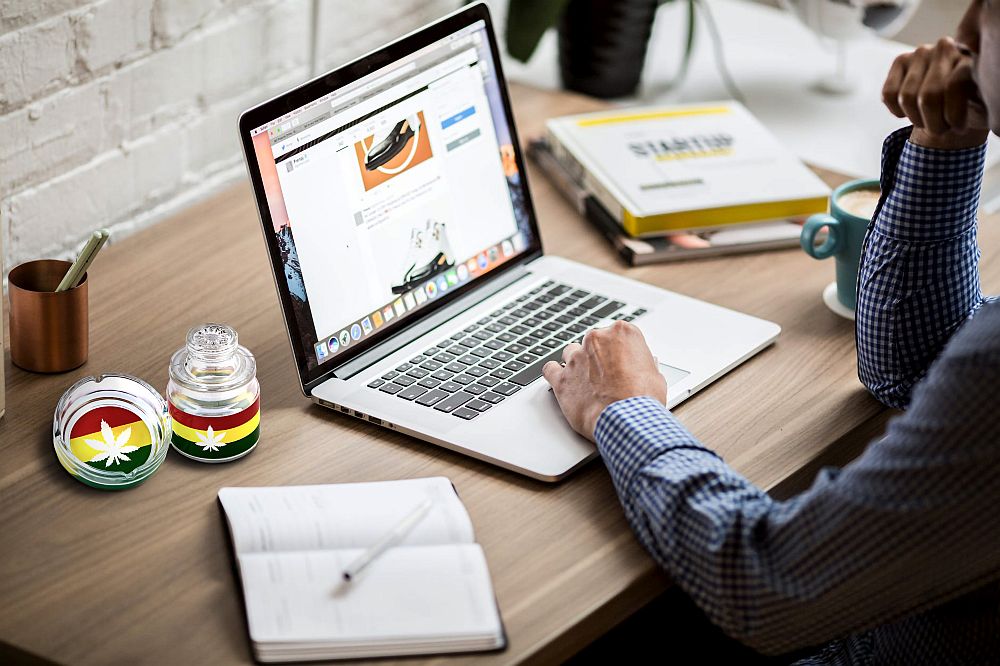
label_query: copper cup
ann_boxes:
[8,259,89,373]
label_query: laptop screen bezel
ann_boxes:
[238,2,543,394]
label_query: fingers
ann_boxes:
[561,342,582,364]
[920,41,959,134]
[883,54,909,118]
[542,360,562,385]
[898,47,930,126]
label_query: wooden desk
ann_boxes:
[2,84,998,665]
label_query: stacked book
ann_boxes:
[530,101,830,265]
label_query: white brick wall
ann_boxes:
[1,0,457,270]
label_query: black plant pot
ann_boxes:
[557,0,658,99]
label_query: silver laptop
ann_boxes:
[239,3,780,482]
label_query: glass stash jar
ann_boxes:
[167,323,260,463]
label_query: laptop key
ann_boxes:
[453,407,480,420]
[479,358,501,369]
[510,325,529,335]
[453,374,475,385]
[444,362,466,373]
[466,399,493,412]
[451,332,466,340]
[530,329,549,339]
[555,331,575,342]
[472,330,491,340]
[406,367,429,379]
[511,308,529,318]
[379,382,405,394]
[409,355,426,364]
[485,323,504,333]
[478,376,500,387]
[499,316,517,326]
[542,339,562,349]
[493,382,521,396]
[464,325,478,333]
[509,346,569,386]
[447,345,466,356]
[434,391,475,413]
[503,360,525,371]
[423,347,440,356]
[523,317,542,327]
[516,353,538,364]
[477,317,491,325]
[555,315,574,324]
[397,385,428,401]
[480,391,505,404]
[529,346,548,356]
[465,383,487,395]
[543,322,561,332]
[534,311,553,320]
[592,301,627,318]
[568,323,587,334]
[421,359,442,371]
[506,343,527,354]
[470,347,492,358]
[491,351,513,362]
[381,370,399,380]
[580,316,599,326]
[367,379,385,388]
[440,381,463,393]
[394,375,416,387]
[484,340,504,350]
[417,377,442,389]
[437,340,453,348]
[571,289,590,298]
[458,354,479,365]
[431,370,453,381]
[490,368,513,379]
[395,363,412,372]
[416,389,449,406]
[458,338,478,348]
[435,352,456,363]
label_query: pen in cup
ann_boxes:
[56,229,109,292]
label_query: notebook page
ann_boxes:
[218,477,474,555]
[240,544,501,645]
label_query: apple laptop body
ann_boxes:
[238,3,780,482]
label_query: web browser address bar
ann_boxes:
[329,62,419,109]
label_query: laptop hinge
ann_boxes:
[328,264,534,382]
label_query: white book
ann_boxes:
[218,477,505,662]
[545,101,830,237]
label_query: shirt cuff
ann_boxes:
[594,396,721,492]
[873,126,986,243]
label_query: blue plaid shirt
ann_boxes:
[594,127,1000,664]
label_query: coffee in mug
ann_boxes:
[835,187,881,221]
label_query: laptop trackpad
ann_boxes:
[659,362,690,388]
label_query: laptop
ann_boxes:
[238,2,780,482]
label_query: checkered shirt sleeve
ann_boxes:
[856,126,991,409]
[593,129,1000,663]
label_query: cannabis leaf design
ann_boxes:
[196,426,226,452]
[85,420,138,467]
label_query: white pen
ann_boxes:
[340,498,434,584]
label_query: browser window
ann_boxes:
[249,22,534,370]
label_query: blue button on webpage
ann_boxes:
[441,106,476,129]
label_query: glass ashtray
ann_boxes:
[53,373,171,490]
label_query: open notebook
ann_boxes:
[218,477,505,662]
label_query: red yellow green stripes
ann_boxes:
[168,397,260,462]
[67,405,152,474]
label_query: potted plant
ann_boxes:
[504,0,696,99]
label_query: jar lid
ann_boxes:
[53,374,171,490]
[169,323,256,393]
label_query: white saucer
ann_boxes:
[823,282,855,321]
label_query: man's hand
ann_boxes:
[542,321,667,441]
[882,37,989,150]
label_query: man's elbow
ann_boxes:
[858,369,912,410]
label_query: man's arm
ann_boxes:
[855,127,988,409]
[595,307,1000,656]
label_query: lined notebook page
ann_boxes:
[241,544,501,645]
[218,477,475,555]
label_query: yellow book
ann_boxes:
[545,102,830,237]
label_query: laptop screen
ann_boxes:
[244,11,537,382]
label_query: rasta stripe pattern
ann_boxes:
[169,397,260,462]
[68,405,153,474]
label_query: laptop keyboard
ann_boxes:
[366,280,646,420]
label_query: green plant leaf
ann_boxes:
[505,0,572,63]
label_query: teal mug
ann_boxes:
[800,179,881,311]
